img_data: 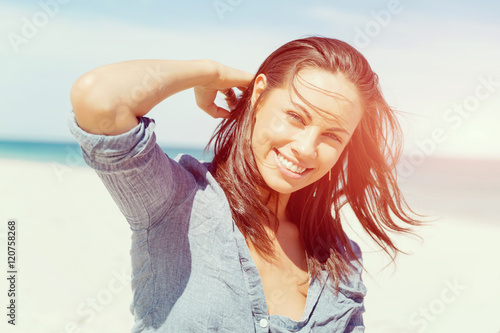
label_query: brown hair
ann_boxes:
[207,36,423,293]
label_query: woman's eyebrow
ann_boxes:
[294,104,351,135]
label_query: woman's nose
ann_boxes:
[291,129,318,160]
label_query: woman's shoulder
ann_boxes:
[333,231,363,262]
[346,236,362,260]
[332,234,367,300]
[172,153,217,187]
[336,233,364,280]
[173,153,210,169]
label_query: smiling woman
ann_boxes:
[68,36,423,332]
[250,69,363,195]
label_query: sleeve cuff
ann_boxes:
[66,109,158,169]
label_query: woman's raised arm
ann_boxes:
[70,59,253,136]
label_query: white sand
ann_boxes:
[1,158,499,333]
[1,158,134,333]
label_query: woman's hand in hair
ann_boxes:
[194,60,254,118]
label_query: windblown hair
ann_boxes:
[207,36,423,293]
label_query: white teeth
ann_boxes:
[277,151,307,174]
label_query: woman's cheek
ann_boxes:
[268,112,288,133]
[253,114,292,146]
[321,147,342,168]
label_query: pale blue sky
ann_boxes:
[1,0,499,159]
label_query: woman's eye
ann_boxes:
[325,132,343,144]
[285,111,305,124]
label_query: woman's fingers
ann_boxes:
[222,88,238,111]
[220,66,254,88]
[194,86,231,119]
[204,103,231,119]
[221,88,236,98]
[194,62,253,118]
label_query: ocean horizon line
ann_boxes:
[0,139,212,164]
[2,138,500,164]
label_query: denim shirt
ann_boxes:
[67,110,366,332]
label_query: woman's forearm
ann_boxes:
[70,59,218,135]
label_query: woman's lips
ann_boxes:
[273,149,312,179]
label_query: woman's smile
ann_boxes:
[273,148,313,179]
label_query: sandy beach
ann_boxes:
[1,157,499,333]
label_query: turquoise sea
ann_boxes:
[1,139,499,225]
[0,139,211,165]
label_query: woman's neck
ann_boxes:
[257,187,292,232]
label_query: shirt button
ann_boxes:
[259,318,268,328]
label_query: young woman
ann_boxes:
[68,37,421,332]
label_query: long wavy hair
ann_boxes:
[206,36,423,293]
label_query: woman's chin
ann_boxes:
[264,178,306,195]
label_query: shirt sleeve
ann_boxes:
[66,109,197,231]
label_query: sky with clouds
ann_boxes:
[1,0,499,160]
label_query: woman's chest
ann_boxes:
[248,238,310,321]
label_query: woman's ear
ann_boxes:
[250,74,267,109]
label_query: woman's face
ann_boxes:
[251,68,363,195]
